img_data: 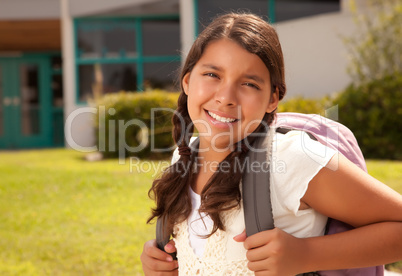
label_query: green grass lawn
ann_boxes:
[0,149,401,275]
[0,149,164,276]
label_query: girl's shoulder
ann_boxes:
[270,130,336,230]
[272,130,336,168]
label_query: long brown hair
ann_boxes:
[148,13,286,236]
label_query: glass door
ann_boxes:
[14,58,50,147]
[0,62,6,147]
[0,57,51,149]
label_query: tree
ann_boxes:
[344,0,402,84]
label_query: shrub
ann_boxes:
[278,96,332,115]
[93,91,180,159]
[333,73,402,160]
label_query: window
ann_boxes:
[51,56,63,107]
[195,0,341,31]
[75,16,181,103]
[19,64,40,136]
[275,0,340,22]
[142,20,181,56]
[78,64,138,100]
[77,19,137,59]
[143,61,181,91]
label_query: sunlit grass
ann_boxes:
[0,149,165,276]
[367,160,402,193]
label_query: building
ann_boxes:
[0,0,359,150]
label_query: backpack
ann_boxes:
[156,112,384,275]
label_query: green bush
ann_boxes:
[333,73,402,160]
[278,96,332,115]
[93,91,180,159]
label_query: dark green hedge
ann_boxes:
[93,91,179,159]
[333,74,402,160]
[277,74,402,160]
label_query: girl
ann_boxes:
[140,13,402,275]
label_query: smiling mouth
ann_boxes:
[206,110,239,123]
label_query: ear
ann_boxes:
[266,87,279,113]
[182,72,190,95]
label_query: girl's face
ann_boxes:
[182,38,278,151]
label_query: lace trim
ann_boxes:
[173,208,254,275]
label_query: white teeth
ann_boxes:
[208,111,237,123]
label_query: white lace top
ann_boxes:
[171,129,337,275]
[174,203,251,275]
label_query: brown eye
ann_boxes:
[243,82,260,90]
[204,73,219,79]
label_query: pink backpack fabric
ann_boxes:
[275,113,384,276]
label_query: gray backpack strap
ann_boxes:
[242,128,319,276]
[242,128,275,237]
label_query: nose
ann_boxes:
[214,82,237,107]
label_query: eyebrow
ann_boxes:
[244,74,265,84]
[201,64,222,71]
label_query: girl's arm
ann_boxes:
[298,153,402,271]
[237,154,402,275]
[299,221,402,272]
[304,153,402,228]
[239,221,402,275]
